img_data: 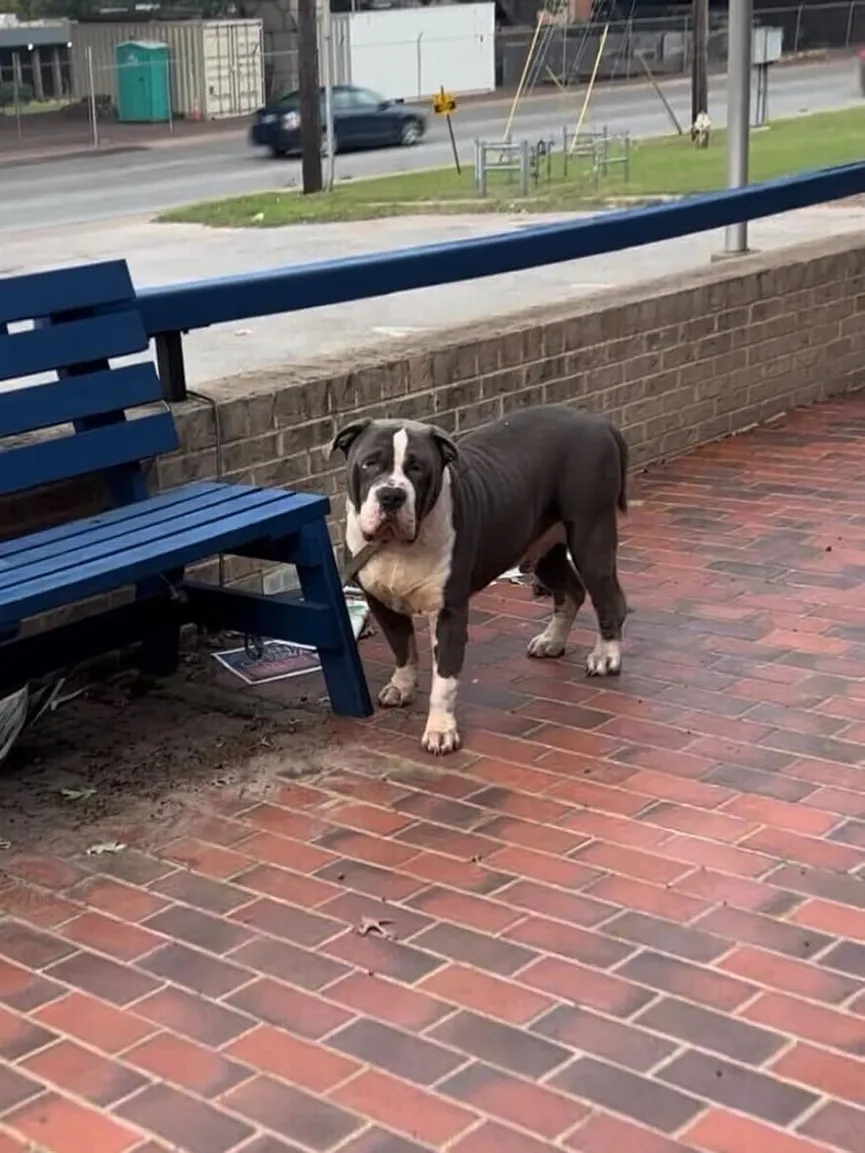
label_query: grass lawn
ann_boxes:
[1,98,72,117]
[158,105,865,228]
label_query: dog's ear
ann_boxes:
[430,426,459,466]
[330,418,372,460]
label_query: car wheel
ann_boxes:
[399,119,422,147]
[269,145,288,158]
[321,129,338,157]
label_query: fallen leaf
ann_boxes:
[59,787,96,801]
[357,916,394,938]
[85,841,126,856]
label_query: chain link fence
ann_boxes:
[499,1,865,88]
[1,2,862,155]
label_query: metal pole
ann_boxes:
[86,46,99,149]
[166,55,174,134]
[724,0,752,253]
[321,0,335,190]
[691,0,708,128]
[12,54,22,140]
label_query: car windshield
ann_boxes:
[272,86,385,111]
[353,88,384,108]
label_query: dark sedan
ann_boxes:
[250,84,427,158]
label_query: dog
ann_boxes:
[330,405,629,756]
[691,111,711,149]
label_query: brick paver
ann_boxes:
[4,395,865,1151]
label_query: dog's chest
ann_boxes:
[359,545,451,617]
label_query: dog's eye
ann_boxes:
[360,458,378,472]
[405,460,423,475]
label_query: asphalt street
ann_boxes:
[0,58,859,231]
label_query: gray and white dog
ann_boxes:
[330,404,629,756]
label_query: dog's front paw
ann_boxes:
[586,638,622,677]
[527,630,566,659]
[378,681,414,708]
[421,717,461,756]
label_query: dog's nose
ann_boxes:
[378,487,407,512]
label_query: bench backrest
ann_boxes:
[0,259,179,505]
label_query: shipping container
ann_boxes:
[330,4,495,102]
[70,18,264,120]
[202,19,262,118]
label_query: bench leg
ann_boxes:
[136,573,183,678]
[292,520,373,719]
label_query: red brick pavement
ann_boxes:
[5,396,865,1152]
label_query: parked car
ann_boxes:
[250,84,427,158]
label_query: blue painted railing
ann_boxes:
[132,161,865,400]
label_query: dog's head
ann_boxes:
[330,417,458,542]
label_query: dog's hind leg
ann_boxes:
[367,595,418,707]
[566,511,628,676]
[526,543,587,659]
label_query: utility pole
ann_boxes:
[724,0,753,252]
[691,0,709,128]
[297,0,323,194]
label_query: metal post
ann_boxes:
[416,32,423,97]
[86,46,99,149]
[166,56,174,134]
[12,54,22,140]
[519,138,530,196]
[155,332,188,403]
[793,2,803,52]
[724,0,752,254]
[321,0,336,190]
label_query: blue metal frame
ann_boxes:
[135,163,865,339]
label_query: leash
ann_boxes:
[341,541,382,587]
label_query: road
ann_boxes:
[0,58,859,231]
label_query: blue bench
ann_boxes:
[0,259,373,718]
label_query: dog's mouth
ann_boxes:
[363,518,416,544]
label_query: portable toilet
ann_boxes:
[115,40,171,123]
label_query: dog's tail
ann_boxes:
[611,425,629,514]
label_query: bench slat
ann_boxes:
[0,261,134,326]
[0,481,230,560]
[0,412,179,496]
[0,363,164,437]
[0,311,148,383]
[0,484,320,580]
[0,486,302,591]
[0,487,329,625]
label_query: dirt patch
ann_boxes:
[0,634,366,861]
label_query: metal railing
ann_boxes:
[123,161,865,403]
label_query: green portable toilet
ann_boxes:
[115,40,171,123]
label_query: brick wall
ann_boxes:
[4,231,865,612]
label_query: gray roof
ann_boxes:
[0,21,71,48]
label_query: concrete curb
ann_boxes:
[0,144,148,170]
